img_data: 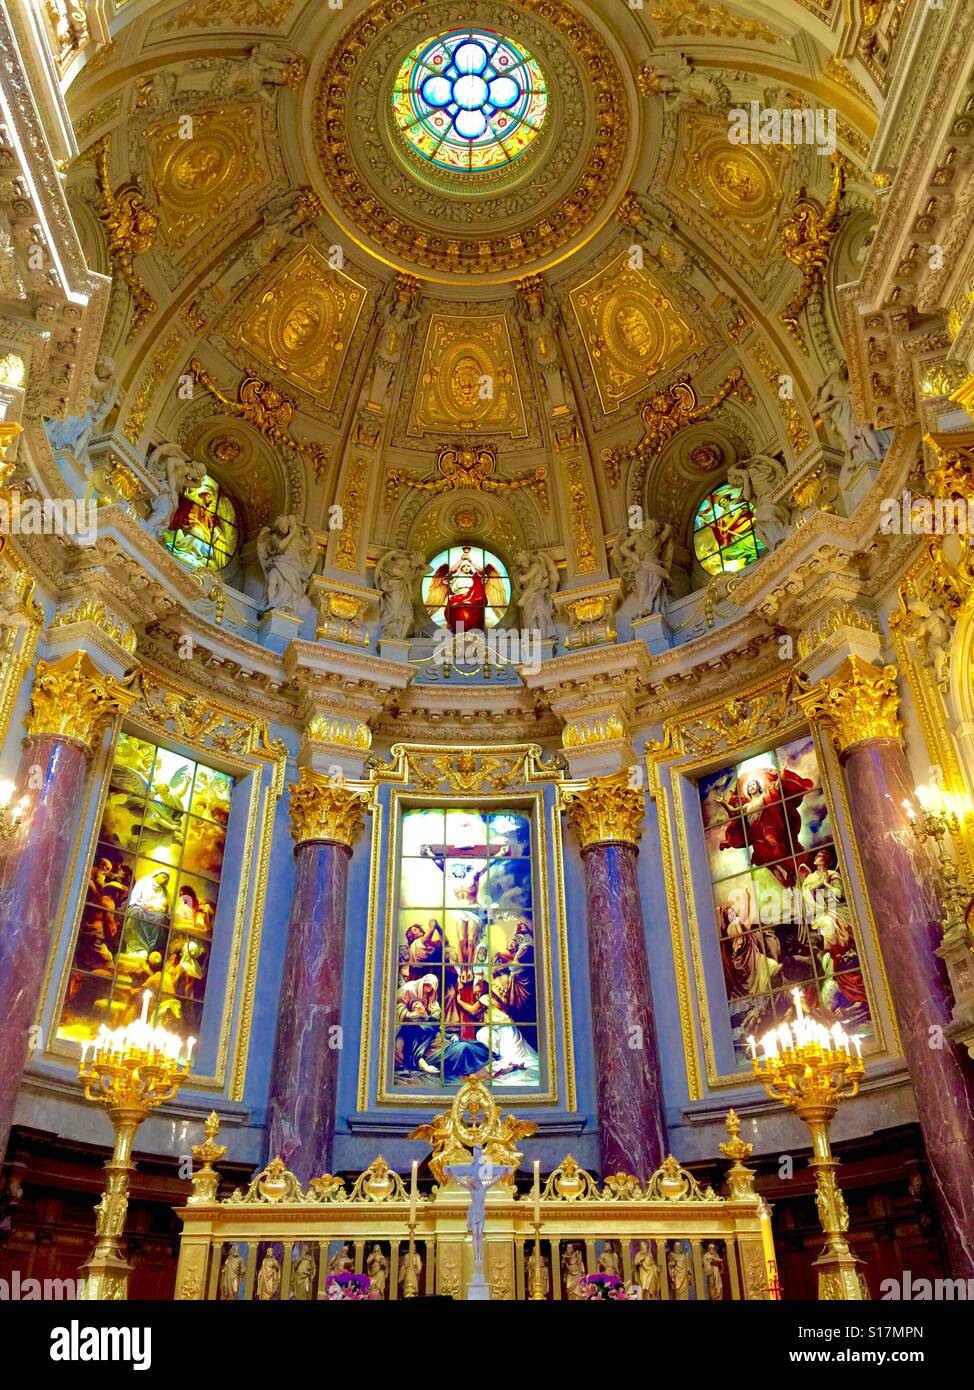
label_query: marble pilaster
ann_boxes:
[563,775,666,1179]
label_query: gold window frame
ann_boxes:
[39,669,286,1099]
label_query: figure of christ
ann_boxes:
[444,1145,513,1282]
[714,766,815,885]
[425,548,507,634]
[420,841,512,905]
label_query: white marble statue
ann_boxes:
[512,549,558,639]
[46,355,117,461]
[727,452,792,551]
[0,572,23,628]
[907,597,952,690]
[223,44,298,104]
[518,291,568,414]
[366,282,422,413]
[444,1145,513,1297]
[810,362,887,464]
[642,54,729,111]
[256,514,319,613]
[624,194,689,273]
[614,519,674,616]
[143,441,206,539]
[373,547,427,640]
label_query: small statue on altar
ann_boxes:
[667,1242,691,1300]
[218,1244,245,1300]
[597,1241,622,1277]
[291,1246,316,1300]
[399,1244,423,1295]
[444,1144,513,1296]
[367,1244,389,1298]
[561,1242,586,1300]
[527,1242,549,1298]
[633,1240,660,1300]
[328,1242,354,1276]
[255,1249,281,1301]
[703,1242,724,1300]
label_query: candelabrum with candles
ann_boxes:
[0,778,27,842]
[904,783,974,1060]
[77,991,194,1299]
[749,988,867,1300]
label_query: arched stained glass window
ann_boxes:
[392,29,548,174]
[422,545,511,632]
[162,474,239,573]
[692,481,766,576]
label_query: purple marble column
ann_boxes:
[0,734,90,1160]
[840,737,974,1278]
[266,840,351,1182]
[581,840,667,1180]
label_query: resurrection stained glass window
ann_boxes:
[56,731,233,1052]
[696,735,874,1071]
[392,29,548,174]
[162,473,238,573]
[692,481,766,576]
[422,545,511,632]
[393,807,540,1093]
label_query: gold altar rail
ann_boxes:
[173,1100,778,1301]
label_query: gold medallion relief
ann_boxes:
[147,106,266,249]
[409,316,527,437]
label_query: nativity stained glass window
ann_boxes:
[162,473,238,573]
[392,29,548,174]
[692,480,766,576]
[393,806,540,1093]
[697,734,874,1071]
[422,545,510,632]
[56,731,233,1053]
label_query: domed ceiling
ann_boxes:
[56,0,883,604]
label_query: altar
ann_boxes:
[173,1082,777,1301]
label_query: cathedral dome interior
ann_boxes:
[2,0,974,1326]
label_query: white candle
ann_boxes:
[409,1159,418,1224]
[851,1034,862,1058]
[186,1036,196,1066]
[533,1160,541,1224]
[140,991,150,1025]
[747,1035,757,1060]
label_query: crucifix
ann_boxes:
[445,1144,513,1300]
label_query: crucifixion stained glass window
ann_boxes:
[392,29,548,174]
[393,806,540,1093]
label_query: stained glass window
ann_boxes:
[393,806,540,1093]
[392,29,548,174]
[422,545,511,632]
[162,474,238,573]
[56,731,233,1053]
[692,481,766,576]
[696,735,874,1071]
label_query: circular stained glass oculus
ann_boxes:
[392,29,548,174]
[692,481,767,577]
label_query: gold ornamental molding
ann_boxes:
[408,315,527,437]
[779,153,845,337]
[147,105,266,250]
[189,360,329,481]
[366,742,567,792]
[233,245,367,407]
[560,772,645,849]
[24,651,136,752]
[632,368,754,459]
[94,137,158,339]
[384,444,547,511]
[795,657,903,753]
[288,768,371,848]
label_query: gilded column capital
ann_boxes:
[561,773,644,849]
[796,656,902,753]
[288,768,371,848]
[24,651,136,752]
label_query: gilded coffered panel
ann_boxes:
[231,246,368,408]
[408,315,527,438]
[146,105,267,251]
[669,112,787,256]
[570,251,704,412]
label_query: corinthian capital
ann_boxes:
[561,773,644,849]
[25,651,136,752]
[288,768,371,848]
[796,656,902,753]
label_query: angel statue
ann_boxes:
[726,453,792,552]
[517,280,568,414]
[809,362,887,465]
[907,596,952,691]
[365,278,422,414]
[511,549,559,639]
[143,441,206,539]
[425,546,507,634]
[614,519,674,617]
[46,354,117,461]
[256,513,319,614]
[373,547,428,640]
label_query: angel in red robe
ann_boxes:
[425,547,507,633]
[715,766,815,885]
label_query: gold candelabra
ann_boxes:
[78,992,194,1299]
[904,784,974,1061]
[0,779,26,842]
[749,988,867,1300]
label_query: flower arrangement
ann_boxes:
[326,1272,377,1301]
[576,1273,637,1301]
